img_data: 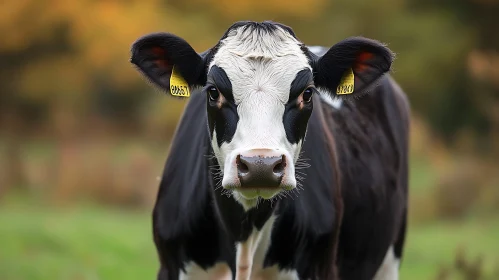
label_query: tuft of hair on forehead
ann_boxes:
[212,21,305,60]
[222,21,297,40]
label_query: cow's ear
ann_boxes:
[314,37,394,98]
[130,33,207,95]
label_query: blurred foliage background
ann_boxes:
[1,0,499,279]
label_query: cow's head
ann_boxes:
[131,21,393,207]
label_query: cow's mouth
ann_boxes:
[236,188,280,200]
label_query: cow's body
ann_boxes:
[153,75,409,280]
[131,21,410,280]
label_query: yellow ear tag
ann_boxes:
[336,68,355,95]
[169,65,190,97]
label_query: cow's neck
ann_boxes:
[208,156,278,279]
[211,179,276,241]
[234,214,277,280]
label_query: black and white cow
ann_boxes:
[131,21,410,280]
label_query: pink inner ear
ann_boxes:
[150,47,170,70]
[151,47,165,56]
[155,59,169,69]
[354,52,374,73]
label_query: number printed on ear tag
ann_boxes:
[170,65,190,97]
[336,68,355,95]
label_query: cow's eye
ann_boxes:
[303,87,314,103]
[208,86,220,101]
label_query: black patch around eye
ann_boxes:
[208,102,239,147]
[205,65,238,146]
[283,96,313,145]
[290,69,313,100]
[205,91,239,147]
[283,103,313,145]
[207,65,234,102]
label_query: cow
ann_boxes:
[130,21,410,280]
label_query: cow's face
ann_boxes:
[205,24,314,204]
[131,21,393,207]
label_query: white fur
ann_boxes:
[319,89,343,109]
[235,215,274,280]
[235,215,299,280]
[209,25,311,208]
[180,262,232,280]
[307,45,328,56]
[373,245,400,280]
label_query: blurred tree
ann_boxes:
[0,0,497,154]
[407,0,499,151]
[0,0,219,135]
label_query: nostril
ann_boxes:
[236,155,249,175]
[273,155,286,175]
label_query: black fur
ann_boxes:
[207,66,234,101]
[283,69,315,144]
[325,76,410,279]
[152,94,228,280]
[289,69,314,100]
[205,65,238,146]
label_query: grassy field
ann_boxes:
[0,152,495,279]
[0,199,158,280]
[1,197,498,280]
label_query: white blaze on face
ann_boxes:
[208,25,312,205]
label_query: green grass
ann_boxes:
[408,154,438,195]
[0,200,158,280]
[1,200,498,280]
[401,218,499,279]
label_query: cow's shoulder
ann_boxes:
[322,75,409,279]
[153,92,232,277]
[264,96,341,277]
[154,91,212,241]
